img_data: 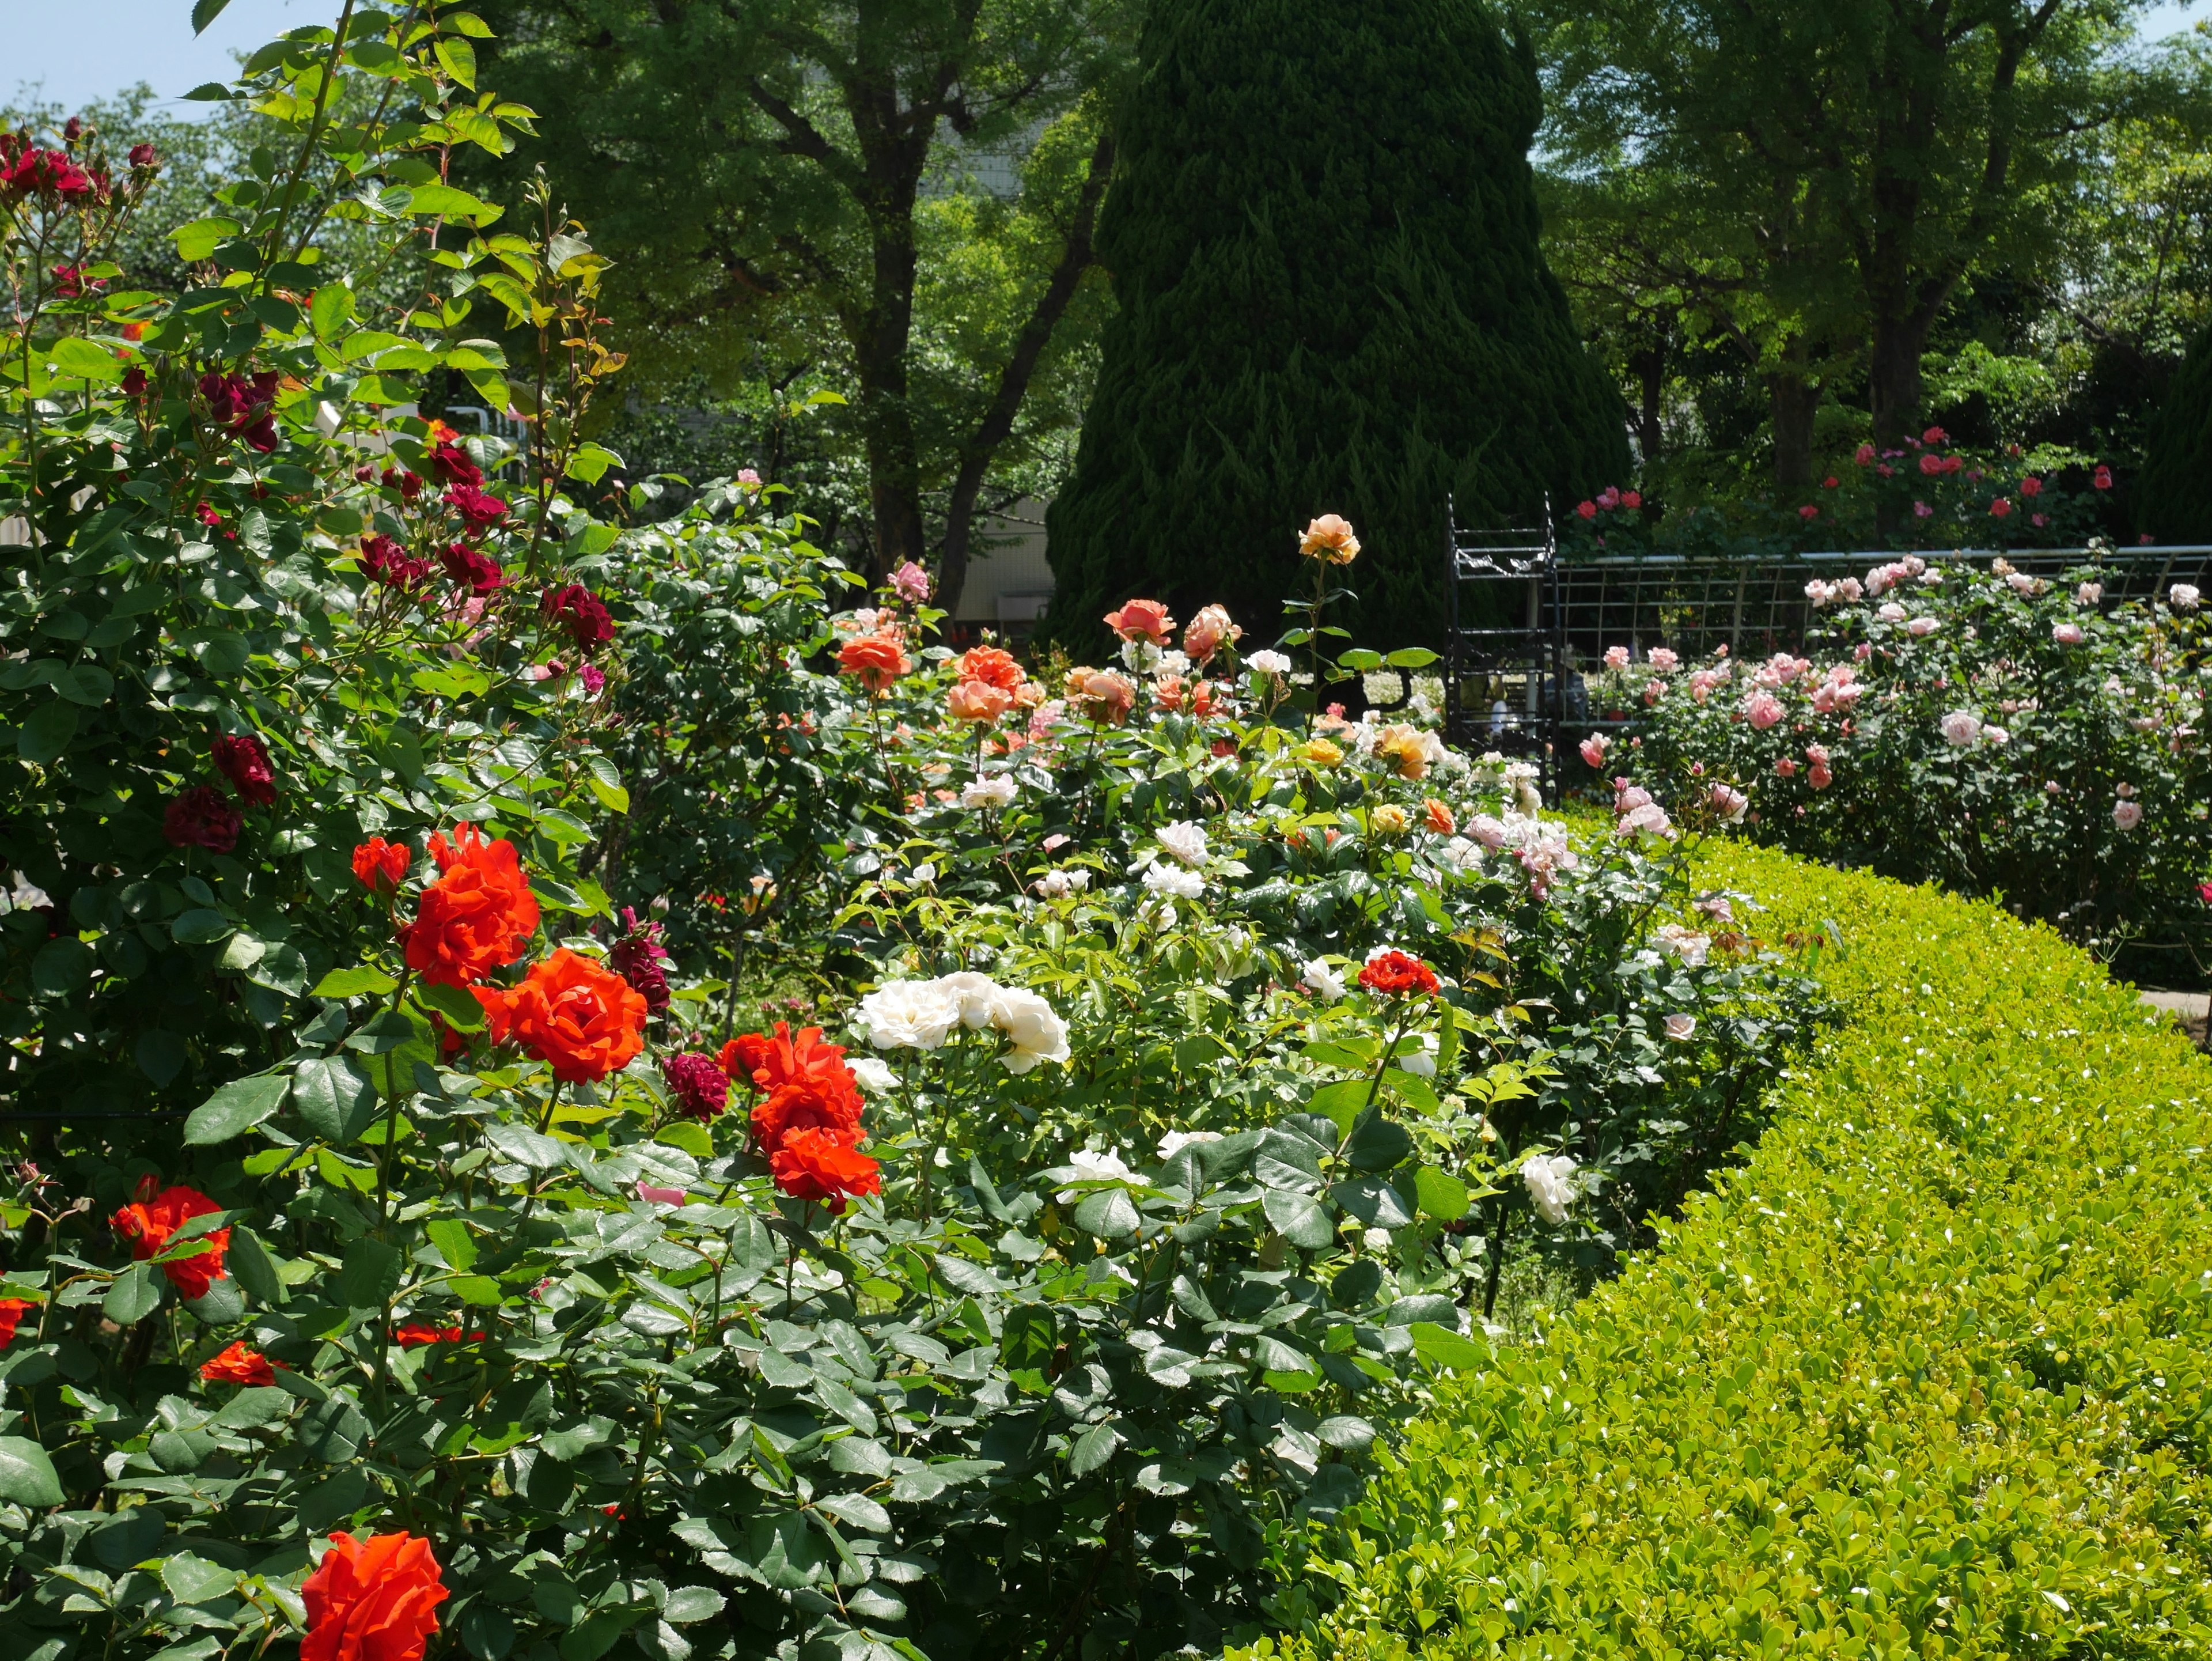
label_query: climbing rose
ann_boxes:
[393,1325,462,1347]
[476,948,648,1083]
[2052,622,2085,646]
[301,1531,450,1661]
[1580,735,1608,768]
[198,370,279,451]
[440,543,503,596]
[542,584,615,654]
[660,1052,730,1121]
[352,838,411,895]
[112,1179,229,1299]
[402,824,539,987]
[200,1341,281,1386]
[164,786,241,853]
[0,1299,35,1347]
[2113,800,2142,831]
[444,482,507,531]
[2093,465,2113,490]
[212,733,276,805]
[358,535,430,590]
[1358,951,1439,997]
[608,908,671,1013]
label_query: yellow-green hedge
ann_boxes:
[1248,843,2212,1660]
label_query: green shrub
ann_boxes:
[1245,843,2212,1659]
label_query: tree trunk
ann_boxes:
[937,130,1115,620]
[1628,340,1665,468]
[1769,351,1817,495]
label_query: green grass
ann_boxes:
[1247,843,2212,1660]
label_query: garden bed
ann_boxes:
[1248,843,2212,1659]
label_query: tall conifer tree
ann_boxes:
[2139,327,2212,544]
[1044,0,1625,649]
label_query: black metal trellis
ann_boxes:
[1440,496,1565,801]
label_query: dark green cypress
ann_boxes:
[1043,0,1627,652]
[2138,327,2212,544]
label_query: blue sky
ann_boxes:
[7,0,2211,116]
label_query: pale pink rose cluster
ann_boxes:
[1804,576,1865,607]
[1754,652,1812,688]
[1863,555,1929,597]
[1613,780,1676,840]
[1743,691,1785,729]
[1808,663,1862,714]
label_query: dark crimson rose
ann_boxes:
[427,440,482,488]
[120,366,147,396]
[607,907,670,1012]
[164,786,241,853]
[212,733,276,805]
[438,542,503,596]
[445,482,507,531]
[198,370,281,452]
[0,142,94,203]
[358,535,430,591]
[129,141,158,169]
[660,1051,730,1120]
[542,584,615,654]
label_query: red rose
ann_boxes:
[767,1125,882,1210]
[401,824,540,987]
[1358,951,1440,998]
[542,584,615,654]
[121,365,148,396]
[475,948,647,1083]
[198,370,280,452]
[392,1325,463,1347]
[445,482,507,531]
[439,543,504,596]
[719,1034,775,1083]
[661,1052,729,1120]
[358,534,430,590]
[212,733,276,805]
[200,1340,282,1385]
[301,1531,450,1661]
[129,142,158,169]
[112,1179,230,1299]
[607,913,670,1012]
[427,440,482,488]
[0,1298,37,1347]
[165,786,241,854]
[352,837,412,895]
[839,632,911,693]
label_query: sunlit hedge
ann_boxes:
[1248,843,2212,1659]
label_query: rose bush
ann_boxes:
[0,11,1830,1661]
[1583,553,2212,973]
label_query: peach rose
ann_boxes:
[1103,599,1175,644]
[948,680,1013,722]
[1299,514,1359,564]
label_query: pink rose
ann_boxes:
[1579,735,1608,768]
[2113,800,2142,831]
[2052,622,2085,646]
[1745,692,1784,729]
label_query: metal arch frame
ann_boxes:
[1442,494,1564,801]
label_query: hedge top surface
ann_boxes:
[1248,844,2212,1659]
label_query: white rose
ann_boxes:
[1301,958,1348,1001]
[933,971,1004,1031]
[960,774,1018,810]
[847,1056,898,1092]
[1397,1032,1438,1078]
[990,986,1070,1073]
[855,981,962,1050]
[1654,924,1711,968]
[1157,1129,1223,1160]
[1059,1147,1136,1201]
[1142,863,1205,899]
[1247,649,1292,675]
[1156,821,1209,868]
[1940,710,1982,748]
[1664,1012,1697,1042]
[1521,1153,1578,1226]
[2172,583,2202,611]
[1362,1228,1394,1253]
[1034,867,1090,899]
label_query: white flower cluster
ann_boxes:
[960,774,1018,811]
[1033,867,1090,899]
[1522,1153,1578,1225]
[1653,924,1711,967]
[854,972,1071,1073]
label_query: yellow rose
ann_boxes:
[1301,737,1344,767]
[1370,804,1410,836]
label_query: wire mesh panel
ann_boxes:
[1442,498,1563,800]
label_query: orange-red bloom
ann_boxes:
[301,1531,450,1661]
[768,1125,882,1210]
[723,1024,865,1149]
[1103,599,1175,644]
[1423,799,1456,836]
[475,948,647,1083]
[402,825,539,988]
[1358,951,1440,998]
[0,1298,36,1346]
[392,1325,463,1347]
[352,837,411,895]
[112,1180,229,1299]
[200,1340,282,1384]
[956,646,1024,693]
[839,633,911,693]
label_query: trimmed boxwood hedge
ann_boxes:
[1247,843,2212,1660]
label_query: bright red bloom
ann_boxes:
[542,584,615,654]
[353,838,411,895]
[719,1034,775,1083]
[2198,881,2212,906]
[392,1325,463,1347]
[1922,426,1949,445]
[475,948,647,1083]
[301,1531,450,1661]
[661,1051,730,1120]
[1990,497,2012,517]
[2020,475,2042,497]
[0,139,94,203]
[0,1299,36,1346]
[439,543,503,596]
[445,482,507,531]
[402,824,539,987]
[165,786,241,854]
[767,1125,882,1210]
[1918,452,1944,476]
[1798,505,1818,521]
[213,733,276,806]
[1358,951,1440,998]
[200,1340,282,1385]
[2093,465,2113,490]
[359,535,430,590]
[112,1180,230,1299]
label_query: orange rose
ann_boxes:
[839,633,911,693]
[1153,674,1186,712]
[1067,668,1135,724]
[956,646,1024,692]
[301,1531,450,1661]
[1183,603,1241,664]
[948,679,1013,722]
[112,1179,229,1299]
[476,948,647,1083]
[726,1023,865,1145]
[768,1125,882,1210]
[200,1340,282,1385]
[1375,724,1431,781]
[1423,798,1456,835]
[1299,514,1360,563]
[1103,599,1175,644]
[402,824,539,988]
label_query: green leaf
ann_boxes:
[405,183,501,225]
[426,1219,477,1272]
[1306,1079,1370,1138]
[654,1122,713,1159]
[50,338,124,384]
[0,1436,65,1506]
[30,937,94,998]
[1414,1164,1470,1223]
[228,1226,287,1307]
[185,1074,291,1145]
[171,909,232,945]
[294,1057,380,1145]
[1384,647,1441,669]
[190,0,233,34]
[1070,1421,1122,1475]
[416,981,485,1031]
[483,1123,567,1171]
[171,215,242,260]
[53,664,114,706]
[334,1238,402,1310]
[104,1262,162,1325]
[1262,1189,1334,1251]
[434,36,478,88]
[1345,1113,1412,1172]
[309,283,355,339]
[1408,1320,1490,1372]
[1072,1187,1140,1240]
[344,1009,419,1054]
[1338,648,1384,671]
[312,967,398,999]
[16,699,79,765]
[565,443,623,485]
